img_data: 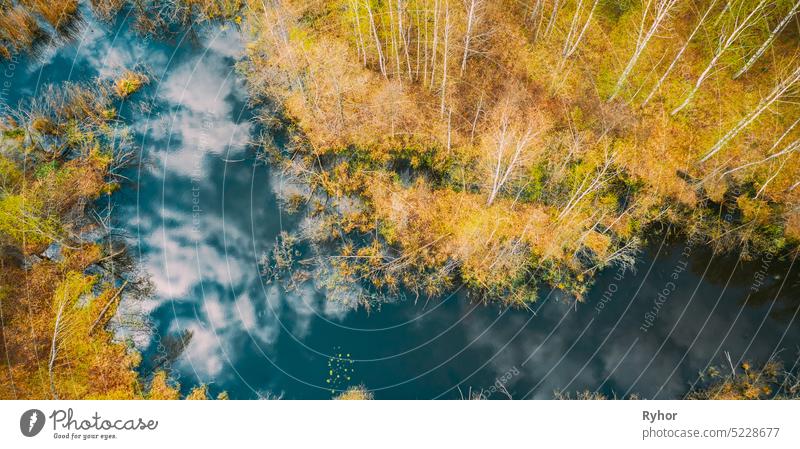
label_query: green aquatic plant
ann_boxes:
[326,348,357,395]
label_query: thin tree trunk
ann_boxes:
[544,0,561,38]
[563,0,585,57]
[398,0,413,80]
[423,0,430,86]
[365,1,388,78]
[88,280,129,335]
[461,0,480,76]
[755,156,789,198]
[351,0,368,66]
[530,0,546,42]
[440,2,450,116]
[491,129,534,204]
[723,116,800,176]
[672,0,767,115]
[415,4,422,80]
[734,0,800,79]
[561,0,600,62]
[701,64,800,162]
[557,155,614,220]
[49,298,67,400]
[643,0,718,106]
[609,0,679,100]
[388,0,401,78]
[487,111,537,206]
[430,0,440,89]
[488,115,511,206]
[350,4,363,63]
[447,107,453,151]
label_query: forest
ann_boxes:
[241,0,800,307]
[0,0,799,399]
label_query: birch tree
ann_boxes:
[486,124,536,206]
[350,0,367,66]
[723,117,800,176]
[544,0,562,39]
[484,99,545,206]
[387,1,401,78]
[49,297,67,399]
[672,0,768,115]
[560,0,600,64]
[397,0,413,81]
[423,0,430,85]
[415,4,422,78]
[365,0,388,78]
[430,0,440,89]
[701,63,800,162]
[557,153,615,221]
[609,0,679,101]
[440,2,450,116]
[460,0,483,75]
[643,0,719,106]
[733,0,800,79]
[528,0,546,42]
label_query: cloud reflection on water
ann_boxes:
[53,15,800,399]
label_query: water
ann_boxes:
[4,12,799,399]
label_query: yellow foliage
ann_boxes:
[334,385,373,400]
[186,385,209,400]
[148,372,181,400]
[240,0,800,308]
[689,360,787,400]
[114,71,149,98]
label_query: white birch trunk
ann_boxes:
[672,0,767,115]
[609,0,679,100]
[723,116,800,176]
[544,0,561,38]
[701,64,800,162]
[440,3,450,116]
[351,0,368,66]
[561,0,600,62]
[461,0,479,75]
[430,0,440,89]
[733,0,800,79]
[643,0,718,106]
[365,1,388,78]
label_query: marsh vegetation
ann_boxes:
[0,73,211,399]
[239,0,800,308]
[1,0,799,400]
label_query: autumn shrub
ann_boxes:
[0,76,194,400]
[335,385,373,400]
[688,360,800,400]
[114,70,149,98]
[0,6,43,58]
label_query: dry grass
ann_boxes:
[335,385,373,400]
[114,71,149,98]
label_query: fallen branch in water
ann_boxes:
[88,280,129,335]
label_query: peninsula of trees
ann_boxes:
[241,0,800,306]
